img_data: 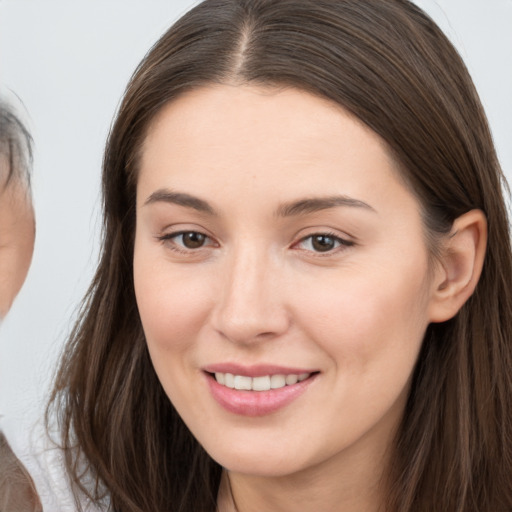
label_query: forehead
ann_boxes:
[0,133,30,190]
[137,84,416,215]
[144,84,383,151]
[0,152,7,178]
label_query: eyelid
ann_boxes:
[156,228,219,252]
[155,225,354,256]
[291,230,355,255]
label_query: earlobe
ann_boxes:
[428,209,487,323]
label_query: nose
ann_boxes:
[211,244,290,345]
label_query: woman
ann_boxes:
[44,0,511,511]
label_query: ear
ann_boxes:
[428,209,487,323]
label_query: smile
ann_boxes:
[205,367,318,416]
[214,372,310,391]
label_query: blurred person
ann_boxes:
[0,97,40,512]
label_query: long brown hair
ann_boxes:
[49,1,512,510]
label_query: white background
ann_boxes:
[0,0,511,419]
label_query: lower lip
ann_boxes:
[205,373,317,417]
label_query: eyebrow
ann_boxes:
[144,190,216,215]
[143,189,376,217]
[276,196,376,217]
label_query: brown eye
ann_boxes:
[311,235,337,252]
[295,233,353,254]
[158,230,216,253]
[180,232,207,249]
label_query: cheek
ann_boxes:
[293,264,431,372]
[133,254,216,414]
[134,266,210,426]
[133,250,212,355]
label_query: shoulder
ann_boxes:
[0,430,43,512]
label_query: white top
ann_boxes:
[0,412,106,512]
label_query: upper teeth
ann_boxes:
[214,372,310,391]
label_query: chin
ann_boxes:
[201,436,312,477]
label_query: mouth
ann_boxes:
[210,371,312,391]
[203,367,319,416]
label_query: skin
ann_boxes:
[0,155,39,510]
[133,85,485,512]
[0,155,35,318]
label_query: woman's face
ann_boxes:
[134,85,440,479]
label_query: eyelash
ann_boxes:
[157,231,216,254]
[157,230,354,256]
[293,232,354,255]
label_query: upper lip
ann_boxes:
[202,363,317,378]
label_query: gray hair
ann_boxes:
[0,98,33,188]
